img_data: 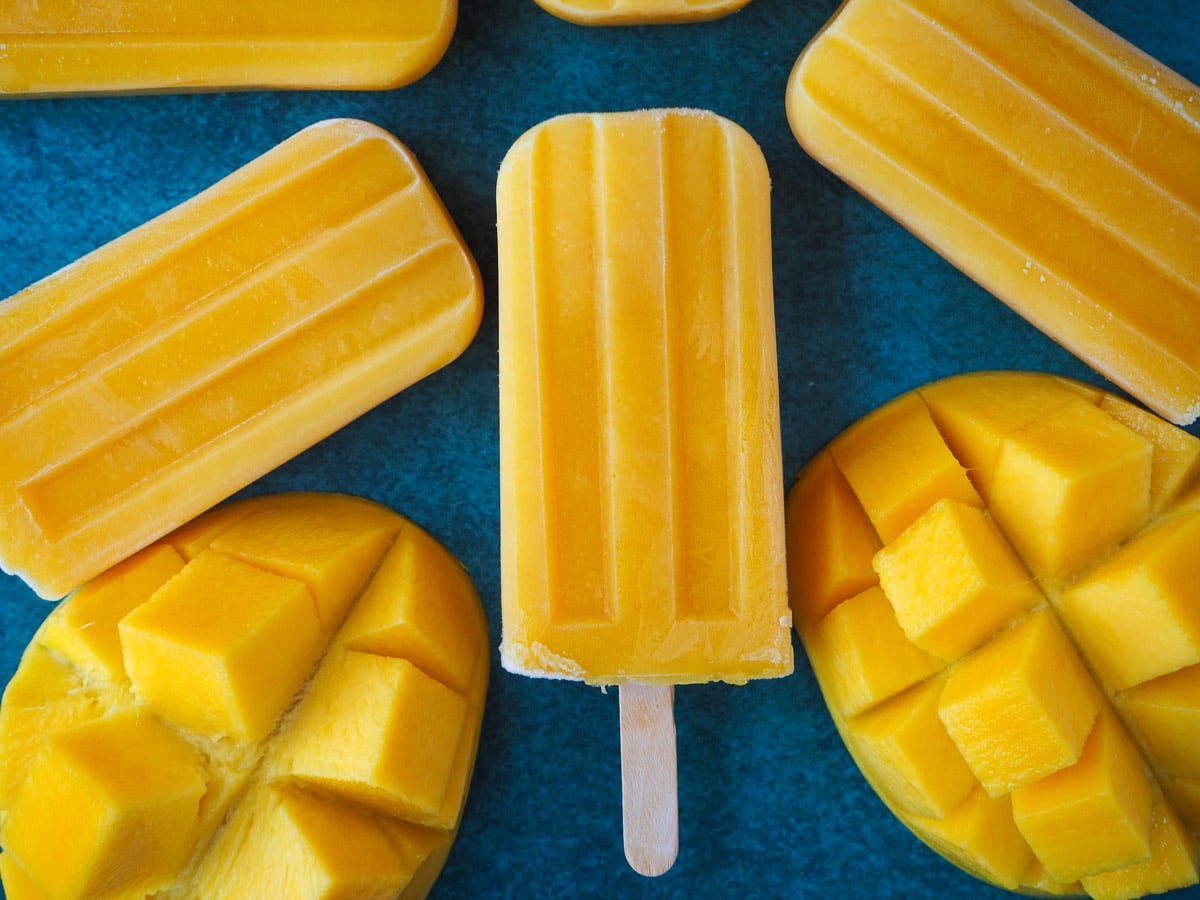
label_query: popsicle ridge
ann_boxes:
[0,1,458,93]
[788,0,1200,424]
[0,129,414,417]
[858,0,1200,277]
[14,240,474,538]
[499,110,791,685]
[798,7,1200,330]
[0,119,482,599]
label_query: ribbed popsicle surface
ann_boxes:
[0,118,482,599]
[498,110,792,685]
[0,1,456,93]
[788,0,1200,424]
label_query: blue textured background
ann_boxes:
[1,1,1198,897]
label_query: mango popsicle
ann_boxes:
[0,2,458,94]
[0,118,483,601]
[497,109,794,875]
[530,0,752,25]
[786,0,1200,425]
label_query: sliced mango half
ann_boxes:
[787,372,1200,898]
[0,492,489,900]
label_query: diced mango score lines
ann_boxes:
[0,493,489,900]
[786,372,1200,897]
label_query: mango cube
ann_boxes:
[209,494,402,633]
[285,651,469,827]
[988,397,1152,577]
[873,499,1043,662]
[1010,708,1152,882]
[785,450,883,632]
[842,676,977,820]
[1080,798,1198,900]
[919,372,1101,502]
[788,372,1200,897]
[119,549,325,743]
[1118,664,1200,776]
[1058,511,1200,691]
[1099,395,1200,514]
[909,787,1033,892]
[0,493,488,900]
[339,522,485,695]
[37,544,185,681]
[0,645,105,812]
[938,611,1102,795]
[807,585,943,718]
[828,391,981,543]
[4,712,206,900]
[209,786,428,899]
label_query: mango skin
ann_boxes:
[787,372,1200,898]
[0,492,489,900]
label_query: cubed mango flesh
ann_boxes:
[937,609,1102,796]
[842,675,975,820]
[872,498,1041,662]
[787,372,1200,897]
[785,450,883,632]
[1010,708,1153,883]
[1118,665,1200,778]
[805,584,943,718]
[0,492,489,900]
[1058,511,1200,691]
[826,390,982,543]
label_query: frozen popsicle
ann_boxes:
[531,0,752,25]
[0,2,458,94]
[497,109,793,875]
[0,118,483,601]
[786,0,1200,425]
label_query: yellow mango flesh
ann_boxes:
[0,492,488,900]
[1011,708,1153,883]
[787,372,1200,897]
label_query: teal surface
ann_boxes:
[1,1,1198,897]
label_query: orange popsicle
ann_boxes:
[0,118,482,601]
[497,109,793,875]
[787,0,1200,425]
[531,0,752,25]
[0,1,457,94]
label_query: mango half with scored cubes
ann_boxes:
[787,372,1200,898]
[0,492,489,900]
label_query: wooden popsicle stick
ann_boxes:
[619,683,679,877]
